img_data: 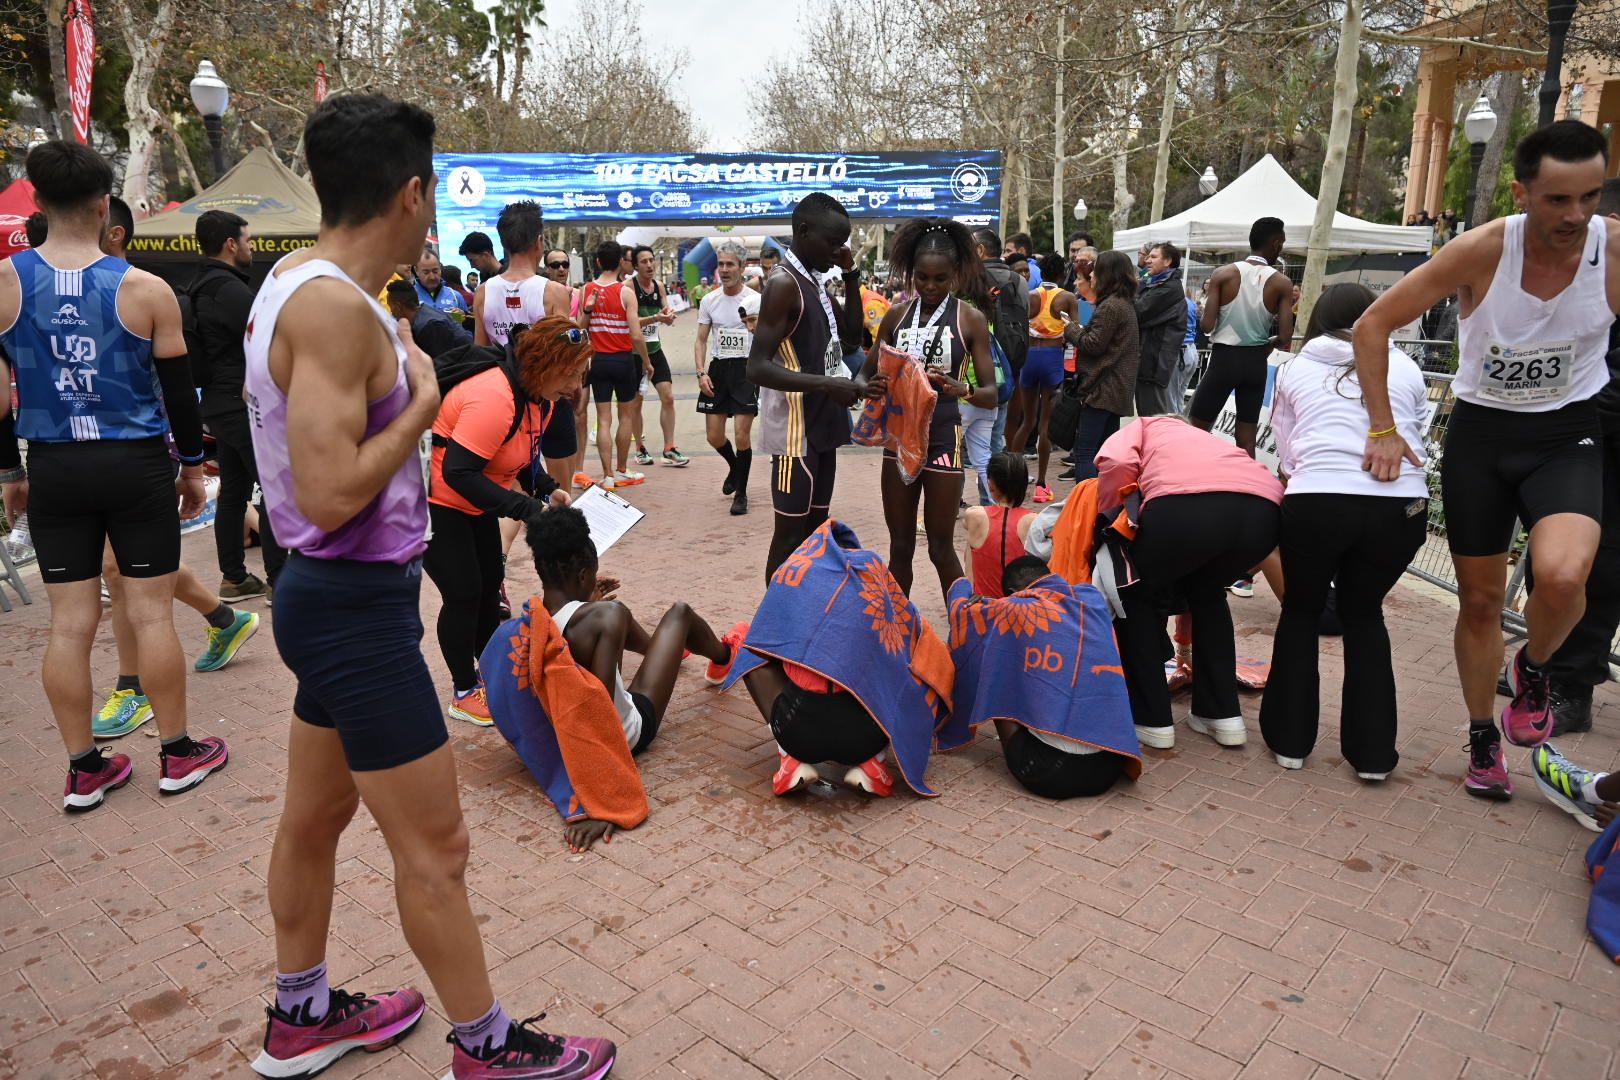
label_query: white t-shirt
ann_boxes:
[552,600,641,749]
[699,286,762,361]
[1270,336,1430,500]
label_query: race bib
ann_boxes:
[896,327,950,373]
[643,321,659,342]
[1476,339,1574,406]
[714,326,750,359]
[823,338,843,376]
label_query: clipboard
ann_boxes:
[571,485,645,556]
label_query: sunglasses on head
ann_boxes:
[558,327,589,344]
[547,261,569,269]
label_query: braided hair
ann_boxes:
[888,216,991,315]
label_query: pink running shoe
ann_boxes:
[250,986,427,1078]
[443,1013,615,1080]
[159,735,229,795]
[704,621,750,686]
[1463,727,1513,801]
[63,752,133,813]
[1500,647,1554,748]
[842,756,895,797]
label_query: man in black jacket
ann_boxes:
[192,210,282,598]
[385,279,473,357]
[1134,241,1188,417]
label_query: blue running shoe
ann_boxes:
[196,610,260,672]
[93,688,153,739]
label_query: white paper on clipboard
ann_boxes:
[571,485,645,556]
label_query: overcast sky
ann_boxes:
[481,0,811,150]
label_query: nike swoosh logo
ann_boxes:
[1591,239,1601,267]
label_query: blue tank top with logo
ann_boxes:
[1,249,166,443]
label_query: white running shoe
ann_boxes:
[1135,725,1175,749]
[1273,753,1305,770]
[1187,714,1247,747]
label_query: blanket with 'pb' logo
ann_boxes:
[481,599,649,827]
[721,520,954,795]
[1588,815,1620,964]
[941,573,1141,778]
[851,343,937,484]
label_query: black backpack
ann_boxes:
[983,262,1029,380]
[177,267,236,391]
[430,336,541,449]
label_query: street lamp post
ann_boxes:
[1198,166,1219,198]
[1463,94,1498,231]
[189,60,230,178]
[1072,196,1088,222]
[1539,0,1578,127]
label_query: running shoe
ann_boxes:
[613,470,645,487]
[1229,579,1255,598]
[662,448,690,467]
[94,688,153,739]
[450,686,494,727]
[843,756,894,797]
[219,573,269,601]
[195,610,260,672]
[1464,726,1512,800]
[633,445,655,467]
[1501,646,1554,747]
[1550,685,1593,736]
[705,621,750,686]
[598,477,617,491]
[443,1012,615,1080]
[251,986,427,1078]
[571,472,594,491]
[1273,753,1305,770]
[1187,714,1247,747]
[1032,485,1054,504]
[159,735,229,795]
[1531,743,1603,832]
[730,492,748,516]
[1135,724,1175,749]
[773,751,819,796]
[63,752,133,813]
[1356,771,1390,782]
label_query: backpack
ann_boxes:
[963,330,1015,405]
[430,336,541,450]
[177,268,235,391]
[983,262,1029,387]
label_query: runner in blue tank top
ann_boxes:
[0,140,229,815]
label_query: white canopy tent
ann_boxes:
[1112,155,1432,256]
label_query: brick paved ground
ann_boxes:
[2,404,1617,1078]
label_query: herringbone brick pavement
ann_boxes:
[0,450,1615,1079]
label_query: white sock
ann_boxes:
[1581,773,1608,805]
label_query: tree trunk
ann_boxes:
[1346,111,1368,214]
[1298,0,1363,337]
[1470,72,1522,225]
[110,0,177,216]
[44,0,73,139]
[1017,161,1030,236]
[1148,0,1189,223]
[159,112,205,197]
[1050,2,1066,253]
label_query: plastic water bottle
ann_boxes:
[5,511,32,564]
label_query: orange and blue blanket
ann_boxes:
[480,598,649,828]
[940,573,1141,779]
[720,520,954,796]
[1588,815,1620,963]
[852,343,937,484]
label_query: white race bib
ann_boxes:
[896,326,950,373]
[714,327,750,359]
[823,338,843,376]
[643,321,659,342]
[1476,338,1574,406]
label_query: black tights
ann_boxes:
[881,457,964,602]
[423,504,504,692]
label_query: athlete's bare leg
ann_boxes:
[1452,554,1510,721]
[655,381,677,450]
[1522,513,1600,664]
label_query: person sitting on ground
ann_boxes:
[482,506,746,852]
[1529,743,1620,964]
[963,451,1034,598]
[716,520,954,798]
[942,555,1140,799]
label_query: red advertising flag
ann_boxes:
[314,61,328,104]
[65,0,95,144]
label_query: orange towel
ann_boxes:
[1048,478,1099,584]
[852,343,937,483]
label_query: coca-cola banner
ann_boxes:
[65,0,95,144]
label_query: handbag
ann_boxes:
[1048,376,1086,451]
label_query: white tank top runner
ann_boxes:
[1455,214,1612,412]
[1210,256,1278,347]
[481,273,551,346]
[552,600,642,748]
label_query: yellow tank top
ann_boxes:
[1030,284,1066,340]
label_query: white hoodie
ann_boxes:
[1270,335,1430,500]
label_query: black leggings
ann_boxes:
[1115,493,1279,730]
[1259,493,1427,772]
[423,503,505,692]
[1002,727,1124,799]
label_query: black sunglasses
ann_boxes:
[547,261,569,269]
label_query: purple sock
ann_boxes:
[275,961,330,1024]
[453,1000,513,1057]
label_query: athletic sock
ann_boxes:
[275,961,331,1024]
[1468,719,1496,737]
[716,440,738,469]
[453,1000,513,1058]
[1521,650,1547,672]
[205,603,235,630]
[115,674,143,694]
[70,746,106,772]
[734,448,753,489]
[1581,773,1610,806]
[161,731,195,757]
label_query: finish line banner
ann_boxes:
[433,150,1001,243]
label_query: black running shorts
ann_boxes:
[1441,398,1604,557]
[1188,343,1272,426]
[770,683,888,766]
[272,554,449,772]
[646,350,672,387]
[589,351,641,404]
[884,418,963,475]
[1002,726,1124,799]
[27,437,180,583]
[771,448,837,517]
[696,357,758,416]
[540,400,577,460]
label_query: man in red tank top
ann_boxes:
[581,240,653,489]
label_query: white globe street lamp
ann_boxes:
[189,60,230,177]
[1198,166,1219,197]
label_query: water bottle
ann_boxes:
[5,511,31,564]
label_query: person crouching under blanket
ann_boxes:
[718,520,955,799]
[942,556,1142,799]
[482,506,745,852]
